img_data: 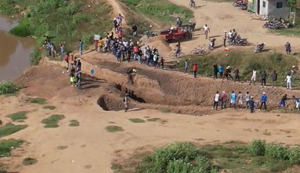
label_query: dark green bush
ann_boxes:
[249,140,266,156]
[9,19,31,37]
[266,144,288,160]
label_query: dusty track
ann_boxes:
[168,0,300,55]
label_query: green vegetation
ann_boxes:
[106,125,124,133]
[147,118,161,122]
[161,109,171,113]
[113,141,300,173]
[0,123,27,138]
[0,139,24,157]
[0,0,112,64]
[120,0,193,24]
[0,81,19,95]
[7,111,27,122]
[22,157,37,166]
[129,118,146,123]
[178,51,299,86]
[27,98,47,105]
[69,120,80,127]
[41,114,65,128]
[43,105,56,110]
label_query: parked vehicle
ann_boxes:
[254,43,265,53]
[160,27,193,43]
[264,19,290,30]
[233,0,247,10]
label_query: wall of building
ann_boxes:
[268,0,290,19]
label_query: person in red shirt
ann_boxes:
[193,64,198,78]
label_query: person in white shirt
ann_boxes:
[286,74,292,89]
[203,24,210,39]
[213,91,220,110]
[250,69,257,85]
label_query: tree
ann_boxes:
[287,0,297,25]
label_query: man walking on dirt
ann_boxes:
[213,91,220,110]
[213,64,218,79]
[285,42,291,55]
[221,91,228,109]
[260,92,267,110]
[218,65,224,78]
[124,90,130,112]
[249,97,255,113]
[230,91,236,108]
[223,31,227,47]
[203,24,210,39]
[245,91,251,109]
[193,64,198,78]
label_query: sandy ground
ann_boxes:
[2,0,300,172]
[168,0,300,55]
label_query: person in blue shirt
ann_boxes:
[230,91,236,108]
[218,65,223,78]
[260,92,267,110]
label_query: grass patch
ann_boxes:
[106,126,124,133]
[7,111,27,122]
[27,98,47,105]
[43,105,56,110]
[0,139,24,157]
[0,123,27,138]
[147,118,161,122]
[41,114,65,128]
[120,0,193,24]
[22,157,37,166]
[129,118,146,123]
[69,120,80,127]
[179,50,299,86]
[0,81,19,95]
[161,109,171,113]
[274,9,300,36]
[114,140,300,173]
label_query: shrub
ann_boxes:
[69,120,79,127]
[41,114,65,128]
[0,123,27,138]
[30,47,42,65]
[105,126,124,132]
[167,159,192,173]
[22,157,37,166]
[9,19,31,37]
[287,147,300,164]
[27,98,47,104]
[0,139,23,157]
[248,140,266,156]
[0,82,18,95]
[7,111,27,122]
[266,144,288,160]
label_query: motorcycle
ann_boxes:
[254,43,265,53]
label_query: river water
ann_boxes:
[0,15,35,81]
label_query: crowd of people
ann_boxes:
[64,53,82,88]
[213,91,300,113]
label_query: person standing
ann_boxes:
[223,31,227,47]
[124,91,130,112]
[184,60,189,73]
[193,64,198,78]
[221,91,228,109]
[213,91,220,110]
[245,91,251,109]
[260,92,267,110]
[213,64,218,79]
[237,91,243,108]
[230,91,236,108]
[271,70,278,87]
[286,73,292,89]
[279,94,288,107]
[285,42,291,55]
[261,70,267,87]
[160,57,165,69]
[218,65,224,78]
[79,40,83,55]
[203,24,210,39]
[234,68,240,81]
[250,69,257,85]
[249,97,255,113]
[60,43,64,57]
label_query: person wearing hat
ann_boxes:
[260,92,268,110]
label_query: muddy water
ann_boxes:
[0,16,35,81]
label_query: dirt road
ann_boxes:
[168,0,300,54]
